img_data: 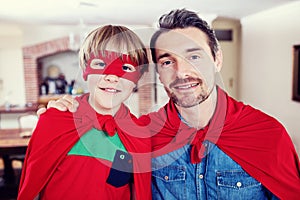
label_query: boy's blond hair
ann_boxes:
[79,25,148,75]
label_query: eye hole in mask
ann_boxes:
[90,59,106,69]
[122,64,136,73]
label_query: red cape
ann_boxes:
[18,94,151,200]
[142,87,300,199]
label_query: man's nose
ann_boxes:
[175,58,194,78]
[104,74,119,82]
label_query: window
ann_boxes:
[292,45,300,102]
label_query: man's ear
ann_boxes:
[215,49,223,72]
[158,73,163,84]
[133,84,138,93]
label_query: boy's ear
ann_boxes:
[83,69,87,81]
[215,49,223,72]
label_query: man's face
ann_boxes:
[154,27,222,108]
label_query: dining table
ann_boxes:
[0,128,30,155]
[0,128,31,185]
[0,104,39,128]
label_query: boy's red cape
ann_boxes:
[142,87,300,200]
[18,94,151,200]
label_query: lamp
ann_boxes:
[69,18,87,51]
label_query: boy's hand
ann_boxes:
[36,95,79,117]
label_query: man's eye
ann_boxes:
[160,60,174,67]
[90,59,106,69]
[122,64,136,72]
[190,55,200,60]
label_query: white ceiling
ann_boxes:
[0,0,298,26]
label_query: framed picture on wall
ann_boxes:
[292,45,300,102]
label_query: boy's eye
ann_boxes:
[122,64,136,72]
[90,59,106,69]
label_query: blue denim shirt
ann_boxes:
[152,141,279,200]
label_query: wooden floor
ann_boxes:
[0,159,22,200]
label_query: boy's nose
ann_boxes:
[104,74,119,82]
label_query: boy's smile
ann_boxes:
[99,87,121,93]
[88,74,135,115]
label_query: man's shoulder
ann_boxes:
[227,95,286,134]
[244,104,283,127]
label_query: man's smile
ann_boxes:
[173,83,200,90]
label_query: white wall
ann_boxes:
[0,24,26,106]
[213,18,241,99]
[240,1,300,154]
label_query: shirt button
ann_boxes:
[236,182,242,187]
[199,174,204,179]
[120,154,125,159]
[164,176,169,181]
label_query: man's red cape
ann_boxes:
[141,87,300,199]
[18,94,151,200]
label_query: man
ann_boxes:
[41,9,299,199]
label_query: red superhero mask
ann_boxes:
[83,50,141,84]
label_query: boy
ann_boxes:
[18,25,151,200]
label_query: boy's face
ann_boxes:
[85,50,138,114]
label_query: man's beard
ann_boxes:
[167,77,211,108]
[170,87,209,108]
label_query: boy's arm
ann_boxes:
[37,95,79,116]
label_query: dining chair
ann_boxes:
[1,112,38,185]
[10,113,38,166]
[18,112,38,137]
